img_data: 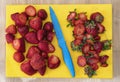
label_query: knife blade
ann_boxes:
[49,6,75,77]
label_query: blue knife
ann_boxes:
[49,7,75,77]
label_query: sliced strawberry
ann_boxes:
[89,50,99,59]
[48,43,55,53]
[38,65,46,76]
[37,30,45,41]
[93,41,103,53]
[87,57,99,65]
[73,24,85,35]
[12,38,25,52]
[11,12,19,21]
[77,56,86,67]
[6,24,17,34]
[13,52,25,63]
[43,22,53,32]
[26,46,41,59]
[29,17,42,30]
[38,40,49,52]
[99,55,109,63]
[67,12,77,21]
[74,19,84,26]
[18,13,27,26]
[41,52,48,59]
[48,55,60,69]
[38,9,47,20]
[82,44,91,54]
[6,33,15,43]
[25,5,36,17]
[21,60,37,75]
[17,25,29,37]
[74,34,84,40]
[90,63,99,71]
[96,23,105,33]
[73,39,82,46]
[47,32,55,42]
[25,31,39,44]
[78,13,87,22]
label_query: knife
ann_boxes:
[49,6,75,77]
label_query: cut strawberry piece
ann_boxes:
[38,65,46,76]
[74,34,84,40]
[74,19,84,26]
[73,24,85,35]
[38,40,49,52]
[90,12,104,23]
[90,64,99,71]
[48,55,60,69]
[43,22,53,32]
[77,56,86,67]
[82,44,91,54]
[25,31,39,44]
[87,57,99,65]
[73,39,82,46]
[99,55,109,63]
[96,23,105,33]
[13,52,25,63]
[89,50,99,59]
[38,9,47,20]
[26,46,41,59]
[18,13,27,26]
[93,41,103,53]
[6,24,17,34]
[29,17,42,30]
[30,53,46,70]
[67,12,77,21]
[41,52,48,59]
[21,60,36,75]
[6,33,15,43]
[37,30,45,41]
[25,5,36,17]
[78,13,87,22]
[48,43,55,53]
[12,38,25,52]
[21,12,29,19]
[47,32,55,42]
[11,12,19,21]
[17,25,29,37]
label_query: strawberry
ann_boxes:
[47,32,55,42]
[93,41,103,53]
[90,63,99,71]
[25,5,36,17]
[78,12,87,22]
[25,31,39,44]
[6,24,17,34]
[86,34,94,44]
[82,44,91,54]
[21,60,37,75]
[87,57,99,65]
[13,52,25,63]
[90,12,104,23]
[67,12,77,21]
[38,9,47,20]
[11,12,19,21]
[48,43,55,53]
[48,55,60,69]
[74,34,84,40]
[77,56,86,67]
[89,50,99,59]
[96,23,105,33]
[38,65,46,76]
[73,39,82,46]
[30,53,46,70]
[29,17,42,30]
[12,38,25,52]
[74,19,84,26]
[38,40,49,52]
[37,30,45,41]
[5,33,15,43]
[43,22,53,32]
[41,52,48,59]
[26,46,41,59]
[17,25,29,37]
[99,55,109,63]
[73,24,85,35]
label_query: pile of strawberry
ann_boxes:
[5,5,60,76]
[67,9,112,77]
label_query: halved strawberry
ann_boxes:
[38,40,49,52]
[11,12,19,21]
[87,57,99,65]
[38,65,46,76]
[13,52,25,63]
[73,39,82,46]
[18,13,27,26]
[90,63,99,71]
[38,9,47,20]
[67,12,77,21]
[29,17,42,30]
[25,31,39,44]
[41,52,48,59]
[89,50,99,59]
[43,22,53,32]
[96,23,105,33]
[74,19,84,26]
[47,32,55,42]
[73,24,85,35]
[93,41,103,53]
[77,56,86,67]
[12,38,25,52]
[82,44,91,54]
[78,13,87,22]
[6,33,15,43]
[25,5,36,17]
[99,55,109,63]
[37,30,45,41]
[74,34,84,40]
[6,24,17,34]
[48,43,55,53]
[48,55,60,69]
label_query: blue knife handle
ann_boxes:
[59,41,75,77]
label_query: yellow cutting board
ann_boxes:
[6,4,113,78]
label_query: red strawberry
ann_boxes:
[96,23,105,33]
[67,12,77,21]
[82,44,91,54]
[17,13,27,26]
[73,24,85,35]
[26,46,41,59]
[78,13,87,22]
[77,56,86,67]
[41,52,48,59]
[12,38,25,52]
[87,57,99,65]
[90,64,99,71]
[21,60,36,75]
[73,39,82,46]
[17,25,29,37]
[25,31,39,44]
[29,17,42,30]
[25,5,36,17]
[48,43,55,53]
[48,55,60,69]
[5,33,15,43]
[86,34,94,44]
[38,9,47,20]
[11,12,19,21]
[74,34,84,40]
[30,53,46,70]
[74,19,84,26]
[13,52,25,63]
[47,32,55,42]
[38,40,49,52]
[99,55,109,63]
[38,65,46,76]
[43,22,53,32]
[37,30,45,41]
[90,12,104,23]
[6,24,17,34]
[89,50,99,59]
[21,12,29,19]
[93,41,103,53]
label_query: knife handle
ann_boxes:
[60,42,75,77]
